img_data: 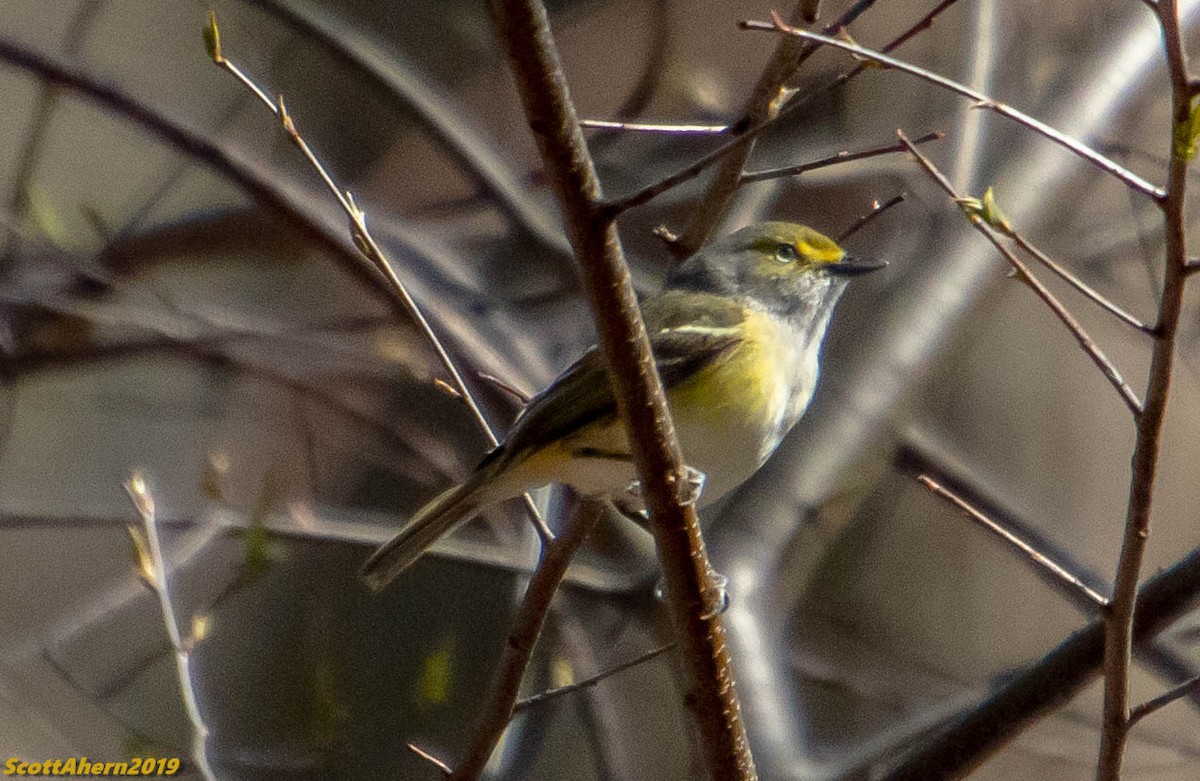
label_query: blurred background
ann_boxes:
[0,0,1199,778]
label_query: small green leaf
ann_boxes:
[26,185,69,247]
[203,10,223,64]
[955,186,1011,233]
[418,638,456,705]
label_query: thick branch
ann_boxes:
[880,543,1200,780]
[1098,1,1192,777]
[485,1,756,778]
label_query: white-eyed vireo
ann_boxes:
[363,221,883,590]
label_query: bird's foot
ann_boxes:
[654,568,730,619]
[678,466,706,507]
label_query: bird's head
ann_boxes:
[665,221,885,320]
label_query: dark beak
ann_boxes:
[827,254,887,276]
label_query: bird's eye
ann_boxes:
[774,244,799,263]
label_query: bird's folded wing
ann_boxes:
[486,292,746,464]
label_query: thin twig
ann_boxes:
[836,194,906,243]
[206,12,554,546]
[917,475,1109,608]
[512,643,676,713]
[896,130,1144,416]
[739,131,943,184]
[580,119,729,134]
[1098,1,1193,777]
[124,474,216,781]
[1128,674,1200,727]
[452,502,604,779]
[1003,230,1155,335]
[407,743,453,777]
[748,14,1166,201]
[485,1,756,778]
[477,371,533,405]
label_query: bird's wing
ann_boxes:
[481,292,746,467]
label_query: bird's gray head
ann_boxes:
[664,222,884,323]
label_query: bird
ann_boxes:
[362,221,884,591]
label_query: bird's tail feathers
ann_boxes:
[361,469,493,592]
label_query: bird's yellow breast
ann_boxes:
[506,308,817,506]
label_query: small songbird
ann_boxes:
[362,222,884,591]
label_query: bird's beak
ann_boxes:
[826,254,887,276]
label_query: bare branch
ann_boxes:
[836,193,906,243]
[896,130,1144,417]
[739,131,943,184]
[207,12,555,546]
[670,0,885,256]
[580,119,729,134]
[1099,1,1194,776]
[124,474,216,780]
[604,0,965,218]
[512,643,676,713]
[746,15,1166,200]
[244,0,565,251]
[1128,674,1200,727]
[485,1,756,777]
[917,475,1109,609]
[880,544,1200,780]
[407,743,452,777]
[1001,228,1155,335]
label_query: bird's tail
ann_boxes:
[360,469,494,592]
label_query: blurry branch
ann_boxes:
[205,12,554,544]
[668,0,883,257]
[512,642,675,714]
[0,0,100,268]
[603,0,962,218]
[880,543,1200,780]
[0,31,442,331]
[896,131,1143,416]
[1100,1,1194,776]
[451,502,604,779]
[124,473,216,781]
[836,193,906,243]
[916,475,1109,608]
[1128,674,1200,727]
[487,0,755,778]
[739,130,942,184]
[748,14,1167,201]
[244,0,566,253]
